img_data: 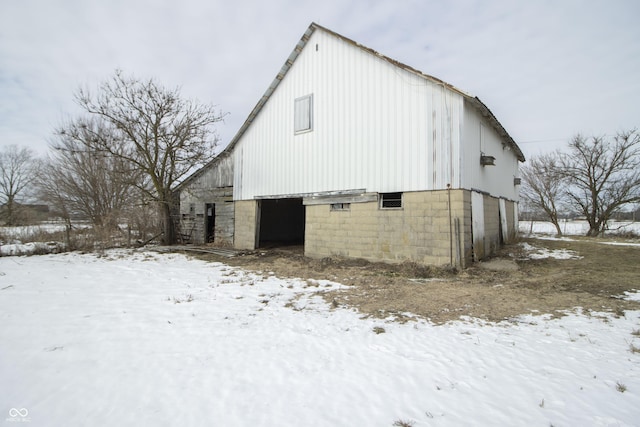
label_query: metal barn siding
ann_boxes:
[461,100,520,201]
[232,29,465,201]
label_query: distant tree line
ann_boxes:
[520,129,640,236]
[0,70,225,246]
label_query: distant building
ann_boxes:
[177,23,525,267]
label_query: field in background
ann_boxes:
[519,220,640,237]
[0,221,150,255]
[4,219,639,241]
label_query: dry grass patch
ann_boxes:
[187,237,640,324]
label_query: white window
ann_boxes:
[380,192,403,209]
[294,94,313,133]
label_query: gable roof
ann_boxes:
[180,22,524,189]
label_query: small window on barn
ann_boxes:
[330,202,350,211]
[380,192,403,209]
[294,94,313,134]
[189,203,196,216]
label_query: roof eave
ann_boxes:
[219,24,316,158]
[468,97,525,162]
[175,24,318,191]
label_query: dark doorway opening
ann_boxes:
[258,198,305,248]
[205,203,215,243]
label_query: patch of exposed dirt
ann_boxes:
[186,237,640,324]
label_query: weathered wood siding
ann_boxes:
[179,155,234,245]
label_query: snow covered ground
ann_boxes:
[1,250,639,426]
[519,220,640,237]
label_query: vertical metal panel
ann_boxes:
[471,191,485,261]
[461,101,520,200]
[233,30,466,200]
[499,198,508,242]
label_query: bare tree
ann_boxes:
[40,119,142,240]
[520,152,567,235]
[0,145,35,225]
[560,130,640,236]
[72,70,225,244]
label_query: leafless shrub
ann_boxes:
[41,118,145,250]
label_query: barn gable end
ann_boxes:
[177,23,524,266]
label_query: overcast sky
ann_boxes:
[1,0,639,160]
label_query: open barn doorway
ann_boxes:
[205,203,215,243]
[257,198,305,248]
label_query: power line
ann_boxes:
[518,138,567,144]
[519,133,623,144]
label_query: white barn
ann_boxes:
[179,23,525,267]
